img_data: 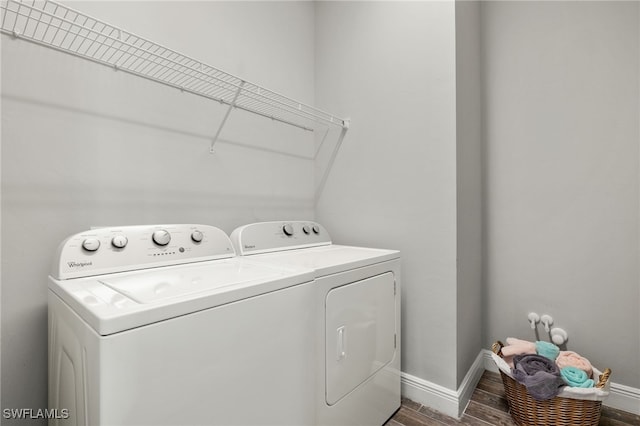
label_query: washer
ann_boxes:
[48,224,316,426]
[230,221,401,426]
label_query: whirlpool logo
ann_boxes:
[67,261,93,268]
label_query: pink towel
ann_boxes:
[502,337,537,367]
[556,351,593,378]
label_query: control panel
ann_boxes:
[52,224,235,279]
[230,221,331,255]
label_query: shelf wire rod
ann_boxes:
[201,83,236,100]
[175,65,209,90]
[49,4,70,46]
[21,5,289,117]
[134,43,162,75]
[97,34,122,64]
[166,59,194,85]
[104,29,126,64]
[58,13,79,51]
[139,44,169,76]
[187,77,216,95]
[65,13,89,51]
[114,32,138,68]
[210,80,245,153]
[238,88,340,126]
[117,35,146,70]
[181,61,213,88]
[313,127,331,160]
[1,0,347,129]
[135,47,165,77]
[87,26,118,63]
[239,89,320,121]
[171,66,196,89]
[37,6,54,43]
[9,0,25,35]
[148,51,180,79]
[78,18,102,57]
[1,1,8,29]
[238,82,336,123]
[30,0,47,39]
[155,55,186,83]
[124,39,150,72]
[315,124,349,202]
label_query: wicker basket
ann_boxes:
[491,341,611,426]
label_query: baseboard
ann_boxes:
[403,349,640,418]
[400,350,485,418]
[482,349,640,416]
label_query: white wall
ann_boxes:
[3,0,639,419]
[1,1,316,418]
[455,0,483,387]
[481,1,640,388]
[315,0,475,393]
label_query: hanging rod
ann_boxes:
[0,0,350,140]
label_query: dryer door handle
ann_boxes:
[337,326,346,361]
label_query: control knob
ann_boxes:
[111,235,128,249]
[312,225,320,234]
[282,224,294,236]
[191,230,204,243]
[152,229,171,246]
[302,225,310,235]
[82,238,100,252]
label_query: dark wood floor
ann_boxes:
[386,371,640,426]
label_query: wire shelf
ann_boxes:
[0,0,349,136]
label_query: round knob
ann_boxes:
[82,238,100,252]
[312,225,320,234]
[302,225,311,235]
[191,230,203,243]
[152,229,171,246]
[111,235,128,249]
[282,224,294,236]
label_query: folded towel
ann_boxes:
[536,341,560,360]
[512,354,566,400]
[556,351,593,378]
[502,338,537,368]
[560,366,595,388]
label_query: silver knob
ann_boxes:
[282,224,294,236]
[152,230,171,246]
[191,230,204,243]
[111,235,128,249]
[312,225,320,234]
[82,238,100,252]
[302,225,311,235]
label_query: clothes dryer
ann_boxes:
[230,221,401,426]
[48,224,316,426]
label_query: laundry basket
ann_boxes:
[491,341,611,426]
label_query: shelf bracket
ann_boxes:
[315,119,350,202]
[210,80,245,153]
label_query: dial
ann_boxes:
[282,224,294,236]
[82,238,100,252]
[312,225,320,234]
[152,229,171,246]
[111,235,128,249]
[191,230,204,243]
[302,225,311,235]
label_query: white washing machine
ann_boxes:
[230,221,401,426]
[48,224,317,426]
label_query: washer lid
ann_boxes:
[247,244,400,277]
[49,258,314,336]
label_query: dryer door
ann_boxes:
[325,272,396,405]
